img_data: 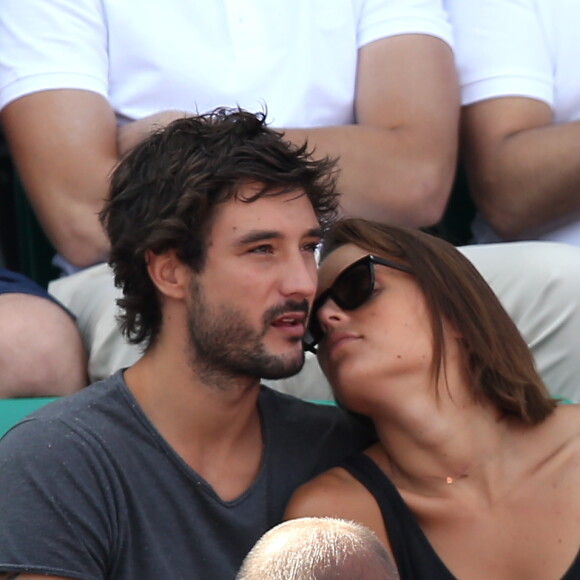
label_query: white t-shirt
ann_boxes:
[446,0,580,245]
[0,0,452,129]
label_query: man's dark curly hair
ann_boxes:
[100,108,340,349]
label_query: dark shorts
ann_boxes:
[0,268,74,319]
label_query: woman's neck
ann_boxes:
[370,390,518,497]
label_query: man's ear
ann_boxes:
[145,249,190,300]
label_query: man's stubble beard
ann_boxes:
[186,279,308,389]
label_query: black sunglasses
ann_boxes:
[303,254,413,353]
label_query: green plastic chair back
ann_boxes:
[0,396,57,437]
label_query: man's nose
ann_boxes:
[280,254,318,299]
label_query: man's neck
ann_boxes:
[124,350,264,501]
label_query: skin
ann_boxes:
[462,96,580,239]
[0,293,87,397]
[0,188,322,580]
[1,33,458,267]
[285,244,580,580]
[237,517,400,580]
[448,0,580,240]
[311,244,441,415]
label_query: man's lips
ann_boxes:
[271,312,307,337]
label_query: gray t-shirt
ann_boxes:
[0,371,373,579]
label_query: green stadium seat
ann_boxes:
[0,396,58,437]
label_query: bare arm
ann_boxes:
[1,90,117,268]
[1,34,457,268]
[121,34,460,229]
[461,97,580,239]
[282,34,460,227]
[284,468,392,554]
[1,90,186,269]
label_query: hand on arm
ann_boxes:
[462,97,580,239]
[281,34,459,227]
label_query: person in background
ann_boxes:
[1,0,580,404]
[236,517,400,580]
[0,109,375,580]
[446,0,580,246]
[0,0,457,272]
[285,218,580,579]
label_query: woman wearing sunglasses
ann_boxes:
[285,218,580,580]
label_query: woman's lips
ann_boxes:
[325,331,361,354]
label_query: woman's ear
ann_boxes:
[145,249,190,300]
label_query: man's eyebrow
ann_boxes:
[306,227,324,239]
[236,230,281,246]
[236,227,323,246]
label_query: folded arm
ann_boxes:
[1,34,458,268]
[1,90,187,268]
[1,90,117,268]
[282,34,460,227]
[461,97,580,239]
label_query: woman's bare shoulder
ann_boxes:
[283,461,391,549]
[551,403,580,440]
[284,465,365,520]
[556,404,580,465]
[528,404,580,486]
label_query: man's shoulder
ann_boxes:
[260,386,342,423]
[1,371,128,447]
[260,386,375,449]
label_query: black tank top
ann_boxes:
[339,453,580,580]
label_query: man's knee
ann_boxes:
[0,293,88,398]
